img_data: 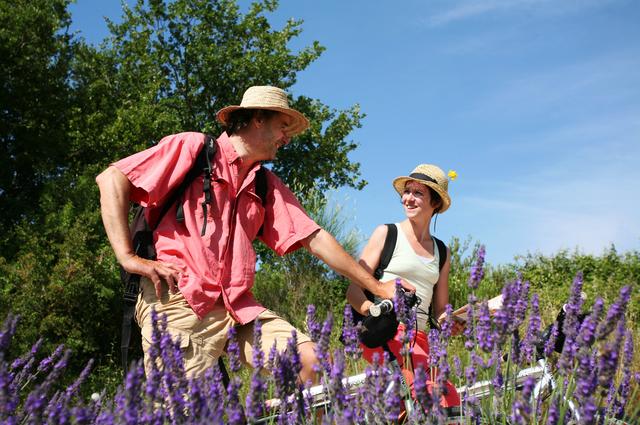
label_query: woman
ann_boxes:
[346,163,461,407]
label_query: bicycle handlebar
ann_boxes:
[369,299,393,317]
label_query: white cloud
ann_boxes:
[457,163,640,262]
[425,0,622,28]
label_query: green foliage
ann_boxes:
[0,0,76,235]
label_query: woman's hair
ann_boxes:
[428,187,444,214]
[225,108,278,135]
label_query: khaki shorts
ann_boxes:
[136,277,311,377]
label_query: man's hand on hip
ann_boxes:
[121,255,182,298]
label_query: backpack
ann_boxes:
[348,223,447,345]
[120,134,269,373]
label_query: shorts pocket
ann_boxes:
[140,324,191,350]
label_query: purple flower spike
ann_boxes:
[543,322,559,358]
[597,285,631,340]
[226,326,241,373]
[341,304,361,361]
[521,294,541,363]
[329,349,347,412]
[597,318,625,390]
[468,245,486,290]
[313,313,333,375]
[577,297,603,349]
[546,397,560,425]
[306,304,322,342]
[413,365,433,414]
[393,279,408,324]
[225,377,246,425]
[557,273,585,372]
[609,330,634,417]
[0,313,20,353]
[383,365,403,421]
[252,318,264,369]
[476,301,493,353]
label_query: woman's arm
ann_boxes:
[432,246,451,320]
[346,225,388,315]
[434,246,464,335]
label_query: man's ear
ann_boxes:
[251,115,263,128]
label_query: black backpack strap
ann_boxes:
[374,223,398,279]
[173,135,217,236]
[255,166,269,237]
[433,236,447,272]
[428,235,448,330]
[255,166,268,205]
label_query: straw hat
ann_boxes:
[216,86,309,136]
[392,164,451,213]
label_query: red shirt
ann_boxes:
[113,132,320,322]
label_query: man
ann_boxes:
[96,85,406,384]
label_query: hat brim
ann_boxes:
[216,105,309,137]
[392,176,451,213]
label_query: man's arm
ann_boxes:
[301,228,414,300]
[96,166,181,298]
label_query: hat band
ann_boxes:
[409,172,437,184]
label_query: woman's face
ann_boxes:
[401,180,435,219]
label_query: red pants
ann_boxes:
[361,325,461,407]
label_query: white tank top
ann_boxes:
[380,223,440,332]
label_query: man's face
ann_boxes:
[257,112,292,161]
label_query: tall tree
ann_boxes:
[73,0,366,192]
[0,0,76,238]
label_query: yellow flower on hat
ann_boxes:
[448,170,458,181]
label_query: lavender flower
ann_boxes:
[226,326,241,373]
[412,365,434,414]
[557,273,585,372]
[543,322,559,358]
[383,364,403,422]
[341,304,361,361]
[510,376,535,424]
[225,376,246,425]
[609,330,634,418]
[0,313,19,353]
[329,349,347,412]
[546,396,560,425]
[577,297,603,348]
[245,319,267,422]
[393,279,408,324]
[439,304,454,340]
[596,285,631,340]
[476,301,493,353]
[490,346,504,395]
[313,313,333,375]
[468,245,486,290]
[521,294,541,363]
[597,318,625,390]
[305,304,322,342]
[463,302,476,350]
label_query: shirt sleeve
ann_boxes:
[111,132,205,207]
[259,171,321,256]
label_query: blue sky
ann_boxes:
[70,0,640,265]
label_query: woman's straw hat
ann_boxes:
[216,86,309,136]
[392,164,451,213]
